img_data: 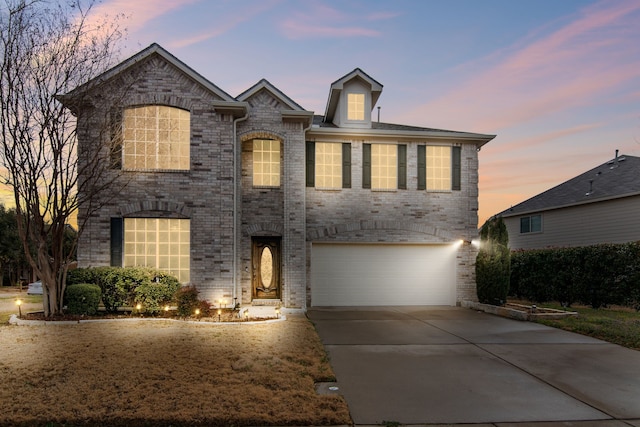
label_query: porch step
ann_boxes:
[250,299,281,307]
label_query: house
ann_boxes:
[498,152,640,250]
[61,43,495,309]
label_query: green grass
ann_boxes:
[534,302,640,350]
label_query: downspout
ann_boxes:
[300,117,313,310]
[232,112,249,306]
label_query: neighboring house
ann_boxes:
[498,152,640,250]
[61,43,495,309]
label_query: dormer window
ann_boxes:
[347,93,365,121]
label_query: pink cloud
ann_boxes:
[406,0,640,133]
[170,1,280,48]
[280,20,380,39]
[89,0,201,34]
[278,2,382,39]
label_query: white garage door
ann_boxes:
[311,243,457,306]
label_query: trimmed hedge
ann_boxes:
[65,283,101,315]
[476,216,511,305]
[510,241,640,309]
[66,267,181,314]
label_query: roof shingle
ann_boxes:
[500,154,640,217]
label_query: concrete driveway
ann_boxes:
[307,306,640,426]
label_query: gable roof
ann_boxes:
[237,78,307,111]
[500,154,640,217]
[59,43,237,110]
[236,79,313,125]
[324,68,383,122]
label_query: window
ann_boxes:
[315,143,342,188]
[362,144,406,190]
[306,142,351,189]
[122,106,190,170]
[347,93,365,121]
[253,139,280,187]
[372,144,397,190]
[520,215,542,234]
[123,218,190,283]
[417,145,461,191]
[427,146,451,191]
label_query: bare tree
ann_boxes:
[0,0,125,316]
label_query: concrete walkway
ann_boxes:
[307,306,640,426]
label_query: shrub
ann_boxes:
[476,217,510,305]
[67,266,181,313]
[175,285,201,317]
[176,285,199,317]
[133,273,181,314]
[65,283,101,315]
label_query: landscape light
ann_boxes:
[135,303,142,311]
[195,308,200,316]
[217,308,221,322]
[275,308,280,319]
[15,299,22,317]
[164,305,170,312]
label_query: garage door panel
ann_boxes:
[311,244,456,306]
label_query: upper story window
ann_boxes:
[122,105,190,170]
[306,142,351,189]
[347,93,365,121]
[363,143,407,190]
[315,143,343,189]
[520,215,542,234]
[371,144,397,190]
[426,146,452,191]
[253,139,280,187]
[417,145,461,191]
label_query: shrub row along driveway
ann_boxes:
[308,306,640,426]
[0,315,350,426]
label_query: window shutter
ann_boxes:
[342,143,351,188]
[110,108,123,169]
[417,145,426,190]
[397,144,407,189]
[110,217,123,267]
[362,143,371,189]
[452,146,462,191]
[305,141,315,187]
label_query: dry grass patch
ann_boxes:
[0,315,350,426]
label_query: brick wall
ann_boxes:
[304,136,480,305]
[76,55,237,303]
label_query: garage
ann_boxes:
[310,243,457,306]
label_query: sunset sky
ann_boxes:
[3,0,639,225]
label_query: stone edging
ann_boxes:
[461,300,578,321]
[9,314,287,326]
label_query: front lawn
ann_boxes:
[527,301,640,350]
[0,316,350,426]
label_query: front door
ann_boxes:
[252,237,281,300]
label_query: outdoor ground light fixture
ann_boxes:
[195,308,200,316]
[275,308,280,319]
[217,308,222,322]
[15,299,22,317]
